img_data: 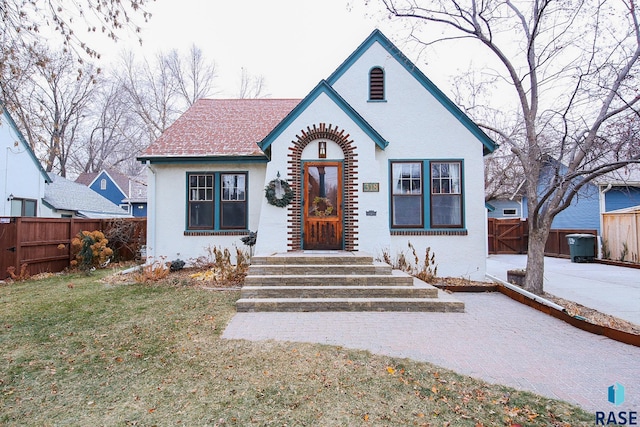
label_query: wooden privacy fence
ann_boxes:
[602,207,640,263]
[488,218,598,258]
[0,217,146,280]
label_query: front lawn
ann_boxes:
[0,270,593,426]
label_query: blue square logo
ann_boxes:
[608,383,625,406]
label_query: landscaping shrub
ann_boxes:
[70,230,113,272]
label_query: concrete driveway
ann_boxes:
[486,255,640,325]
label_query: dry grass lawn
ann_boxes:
[0,268,594,426]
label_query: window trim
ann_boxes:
[389,159,465,231]
[430,161,463,229]
[220,173,248,230]
[390,161,424,228]
[186,171,248,231]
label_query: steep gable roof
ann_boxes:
[0,102,51,183]
[139,99,301,163]
[259,80,389,151]
[76,169,129,196]
[327,29,497,155]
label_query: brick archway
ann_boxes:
[286,123,358,251]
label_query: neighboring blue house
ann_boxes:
[75,169,147,217]
[601,184,640,212]
[486,198,525,219]
[515,160,640,234]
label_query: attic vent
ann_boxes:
[369,67,384,101]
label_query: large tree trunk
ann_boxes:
[524,225,551,295]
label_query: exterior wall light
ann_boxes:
[318,141,327,158]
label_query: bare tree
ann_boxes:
[117,46,218,144]
[238,67,269,99]
[3,48,97,177]
[118,51,177,143]
[165,45,218,107]
[0,0,152,69]
[69,79,147,174]
[379,0,640,294]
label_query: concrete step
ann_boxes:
[235,292,465,313]
[240,285,439,299]
[248,262,392,276]
[244,271,414,287]
[238,252,465,313]
[251,252,374,266]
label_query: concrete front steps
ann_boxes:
[236,251,464,312]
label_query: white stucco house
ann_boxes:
[0,102,51,217]
[139,30,497,281]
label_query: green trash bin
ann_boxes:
[566,234,596,263]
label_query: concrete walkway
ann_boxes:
[487,255,640,325]
[223,292,640,413]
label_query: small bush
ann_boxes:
[71,230,113,272]
[189,246,249,287]
[134,257,170,283]
[6,263,30,282]
[378,242,438,284]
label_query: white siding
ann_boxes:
[146,162,265,264]
[0,112,47,217]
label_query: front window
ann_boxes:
[187,172,247,230]
[391,162,423,227]
[431,162,462,227]
[221,173,247,229]
[188,174,214,229]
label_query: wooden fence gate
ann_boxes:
[488,218,528,254]
[488,218,598,257]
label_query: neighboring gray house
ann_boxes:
[42,174,132,218]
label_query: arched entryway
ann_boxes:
[286,123,359,251]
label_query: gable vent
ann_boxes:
[369,67,384,100]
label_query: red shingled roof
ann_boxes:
[142,98,301,158]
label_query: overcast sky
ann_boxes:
[91,0,464,99]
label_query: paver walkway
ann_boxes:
[223,293,640,413]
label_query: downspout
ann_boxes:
[3,148,9,216]
[146,161,156,263]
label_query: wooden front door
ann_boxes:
[303,162,343,250]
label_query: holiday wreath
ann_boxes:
[264,178,294,207]
[312,196,334,216]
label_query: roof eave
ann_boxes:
[137,154,270,164]
[259,80,389,152]
[326,29,498,156]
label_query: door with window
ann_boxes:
[303,162,343,250]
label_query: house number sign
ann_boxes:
[362,182,379,192]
